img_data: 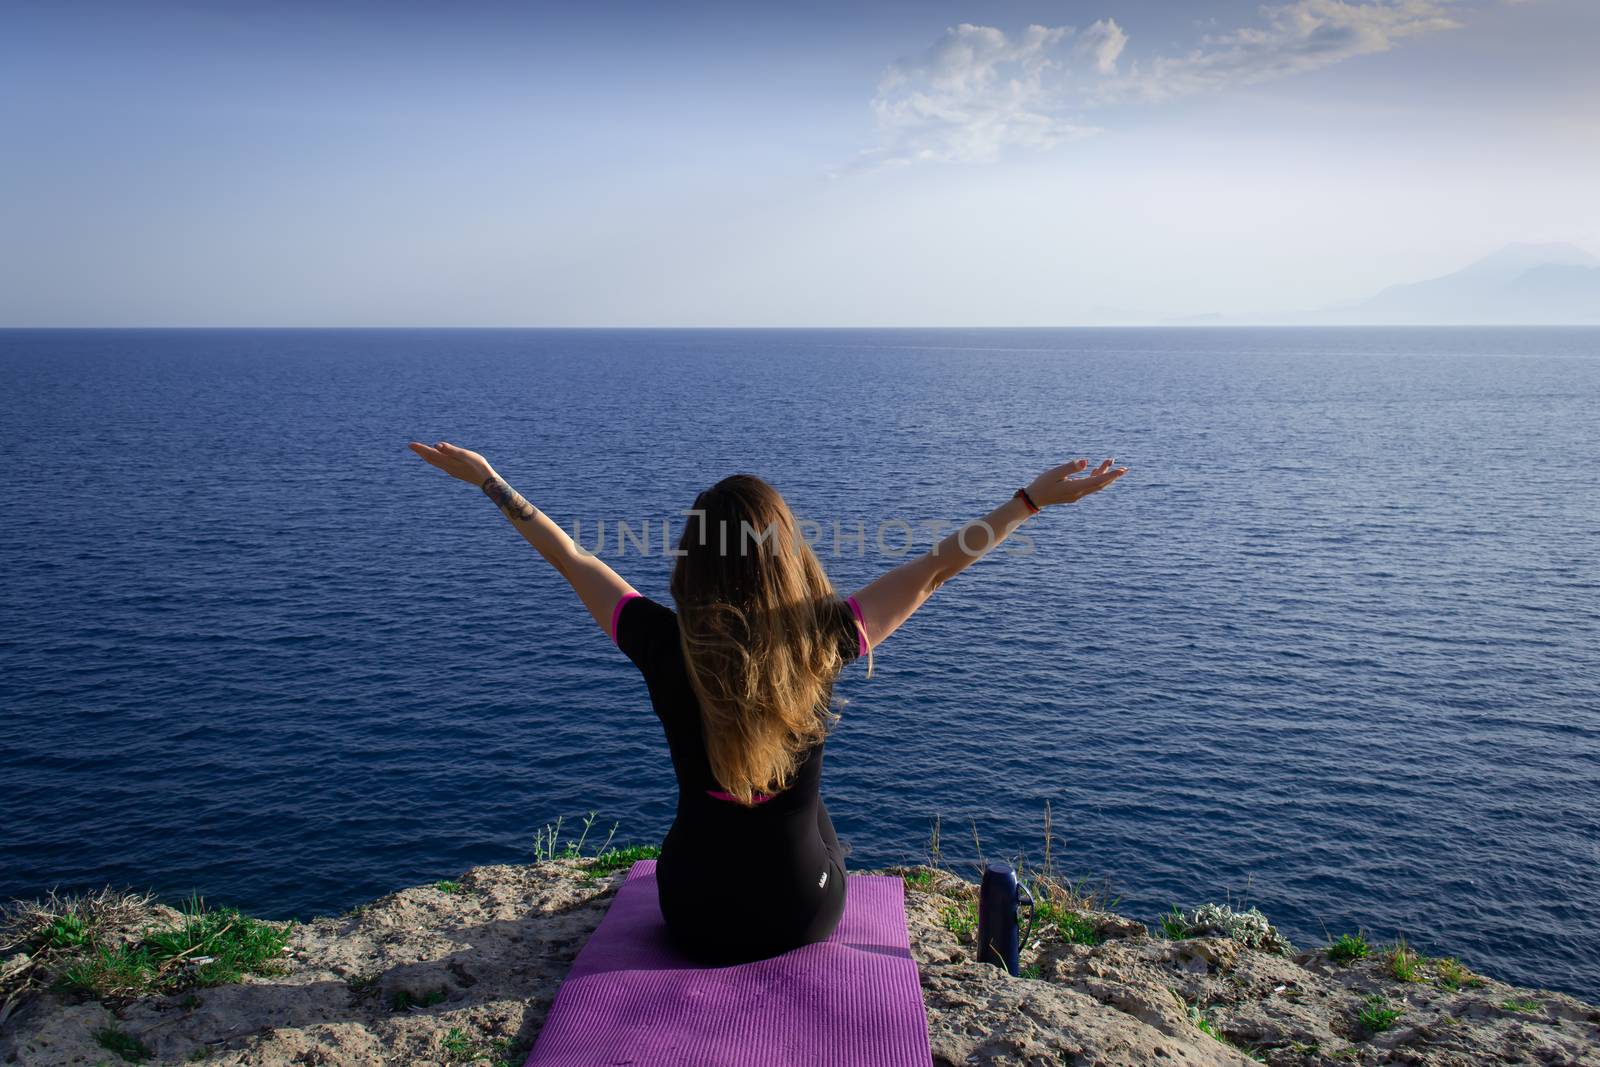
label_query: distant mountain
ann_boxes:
[1314,243,1600,325]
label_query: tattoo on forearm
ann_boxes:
[481,475,538,523]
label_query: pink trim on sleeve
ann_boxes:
[846,595,869,658]
[610,592,642,646]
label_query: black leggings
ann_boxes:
[659,801,848,965]
[802,800,849,941]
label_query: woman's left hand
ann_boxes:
[408,439,496,487]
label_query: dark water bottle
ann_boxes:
[975,862,1036,975]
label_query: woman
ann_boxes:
[408,439,1127,964]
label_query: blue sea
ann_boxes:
[2,327,1597,997]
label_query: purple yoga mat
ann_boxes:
[526,859,934,1067]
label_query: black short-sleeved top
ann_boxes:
[612,592,866,825]
[614,592,866,958]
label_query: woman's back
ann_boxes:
[615,592,864,963]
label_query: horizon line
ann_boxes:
[4,322,1600,331]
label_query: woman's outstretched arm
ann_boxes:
[408,440,635,641]
[849,457,1128,651]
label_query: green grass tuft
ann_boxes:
[39,913,92,948]
[1357,994,1402,1034]
[93,1025,151,1063]
[142,895,293,987]
[1326,932,1370,964]
[1178,998,1265,1060]
[940,900,978,939]
[434,880,462,895]
[1432,956,1485,991]
[1501,998,1542,1014]
[904,869,936,889]
[1032,896,1101,946]
[3,887,156,953]
[345,972,379,995]
[56,895,291,998]
[1387,937,1422,982]
[442,1027,474,1060]
[583,844,663,878]
[60,944,156,997]
[487,1036,533,1067]
[1158,905,1189,940]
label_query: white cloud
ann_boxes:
[863,22,1099,166]
[863,1,1468,167]
[1107,0,1463,103]
[1078,18,1128,76]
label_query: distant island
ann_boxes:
[1062,244,1600,327]
[1299,243,1600,326]
[1134,243,1600,328]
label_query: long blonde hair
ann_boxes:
[670,475,871,807]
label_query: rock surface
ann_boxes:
[3,860,1598,1066]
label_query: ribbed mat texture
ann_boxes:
[525,859,934,1066]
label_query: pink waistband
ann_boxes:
[706,788,775,804]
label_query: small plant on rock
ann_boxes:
[442,1027,475,1060]
[584,844,663,878]
[39,913,91,948]
[1357,994,1402,1034]
[487,1036,532,1067]
[535,809,612,862]
[1327,932,1370,964]
[50,894,291,998]
[93,1025,151,1063]
[346,972,378,996]
[1032,897,1101,946]
[940,900,978,939]
[1162,903,1294,955]
[1432,956,1485,991]
[1387,937,1422,982]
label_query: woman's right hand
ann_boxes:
[408,440,497,487]
[1026,457,1128,507]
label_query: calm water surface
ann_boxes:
[1,327,1596,996]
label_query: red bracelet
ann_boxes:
[1015,487,1040,514]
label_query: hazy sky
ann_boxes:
[3,0,1597,326]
